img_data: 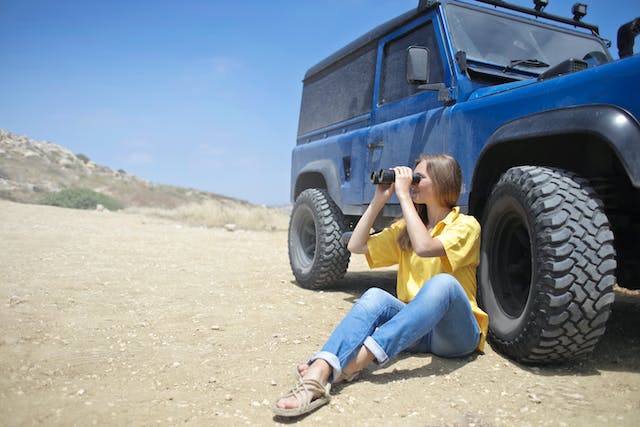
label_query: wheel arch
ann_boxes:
[292,160,343,208]
[469,104,640,219]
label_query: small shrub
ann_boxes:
[39,188,124,211]
[76,153,90,163]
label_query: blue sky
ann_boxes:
[1,0,638,205]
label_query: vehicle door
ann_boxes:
[362,12,451,205]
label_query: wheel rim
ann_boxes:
[490,210,532,318]
[291,204,317,270]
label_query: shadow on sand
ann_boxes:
[295,271,640,375]
[319,269,398,302]
[276,278,640,422]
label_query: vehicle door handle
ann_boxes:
[367,141,384,150]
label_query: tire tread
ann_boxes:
[482,166,616,363]
[288,189,350,289]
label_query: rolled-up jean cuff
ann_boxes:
[308,351,342,383]
[364,336,389,366]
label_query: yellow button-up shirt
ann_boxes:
[365,207,488,352]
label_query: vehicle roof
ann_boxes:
[303,7,422,81]
[303,0,602,81]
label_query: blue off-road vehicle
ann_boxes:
[288,0,640,363]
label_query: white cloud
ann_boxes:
[209,57,244,76]
[125,151,153,166]
[124,138,153,149]
[237,156,257,167]
[198,143,227,157]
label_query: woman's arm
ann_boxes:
[347,184,394,254]
[398,196,445,257]
[393,167,446,258]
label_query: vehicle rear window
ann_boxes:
[298,45,377,136]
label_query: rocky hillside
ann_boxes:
[0,129,240,208]
[0,129,289,230]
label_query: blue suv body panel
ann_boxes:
[288,0,640,362]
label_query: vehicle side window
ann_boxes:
[380,21,444,105]
[298,45,377,135]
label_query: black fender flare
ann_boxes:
[471,104,640,211]
[293,160,343,207]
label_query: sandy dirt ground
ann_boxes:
[1,199,639,426]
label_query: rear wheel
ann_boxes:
[479,166,616,363]
[288,189,350,289]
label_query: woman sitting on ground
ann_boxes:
[273,154,488,418]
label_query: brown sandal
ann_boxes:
[296,364,360,384]
[272,377,331,417]
[335,370,361,384]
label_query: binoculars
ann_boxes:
[370,169,422,185]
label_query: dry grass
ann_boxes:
[126,199,290,231]
[0,129,250,210]
[1,130,291,228]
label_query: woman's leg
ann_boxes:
[365,274,480,364]
[428,284,482,358]
[275,288,403,410]
[309,287,405,382]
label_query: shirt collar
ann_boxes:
[432,206,459,235]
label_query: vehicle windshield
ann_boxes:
[445,3,611,76]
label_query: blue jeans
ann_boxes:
[309,273,480,383]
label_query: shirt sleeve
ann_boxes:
[365,221,403,268]
[434,216,481,271]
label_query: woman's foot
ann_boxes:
[297,362,360,384]
[335,346,374,383]
[275,360,332,412]
[335,370,361,384]
[296,363,309,379]
[272,377,331,417]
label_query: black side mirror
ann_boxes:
[406,46,430,84]
[617,17,640,58]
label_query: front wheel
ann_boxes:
[288,189,350,289]
[479,166,616,363]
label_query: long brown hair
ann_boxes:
[397,154,462,250]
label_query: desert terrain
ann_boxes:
[1,199,639,426]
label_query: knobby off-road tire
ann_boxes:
[288,189,350,289]
[479,166,616,363]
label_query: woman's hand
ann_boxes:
[392,166,414,201]
[373,180,395,203]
